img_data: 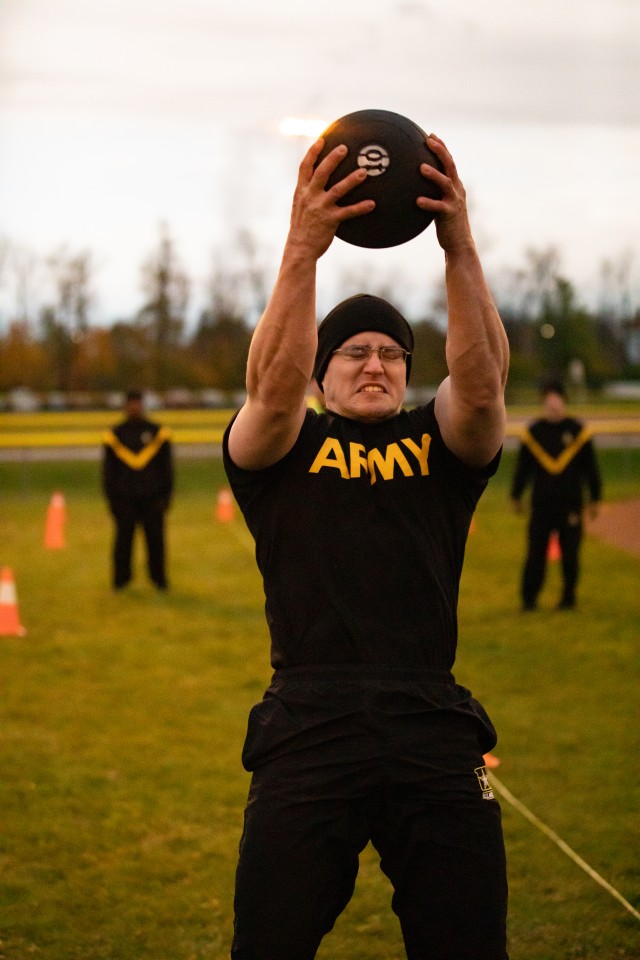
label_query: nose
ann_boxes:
[363,349,385,373]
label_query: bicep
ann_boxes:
[435,377,505,468]
[227,397,308,471]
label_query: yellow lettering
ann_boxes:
[349,442,368,478]
[401,433,431,476]
[309,437,350,478]
[367,443,413,485]
[310,433,432,483]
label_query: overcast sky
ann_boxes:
[1,0,639,324]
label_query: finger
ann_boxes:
[416,162,452,212]
[326,166,368,201]
[415,193,447,212]
[426,134,458,181]
[419,161,449,190]
[298,137,326,182]
[337,198,376,221]
[324,167,376,220]
[426,133,449,159]
[312,143,349,187]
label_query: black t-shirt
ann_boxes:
[223,401,500,673]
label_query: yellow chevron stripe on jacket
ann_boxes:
[103,426,171,470]
[521,426,592,475]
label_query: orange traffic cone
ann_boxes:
[0,567,26,636]
[215,488,235,523]
[44,491,66,549]
[547,530,561,562]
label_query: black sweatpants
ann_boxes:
[110,496,168,588]
[522,507,582,608]
[231,669,508,960]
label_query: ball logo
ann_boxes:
[357,144,390,177]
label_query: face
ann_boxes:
[125,397,144,420]
[321,331,408,422]
[543,391,566,422]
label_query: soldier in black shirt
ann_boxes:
[224,134,510,959]
[511,380,602,610]
[102,390,173,590]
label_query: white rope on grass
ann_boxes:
[225,521,255,555]
[489,771,640,922]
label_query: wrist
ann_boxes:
[442,234,477,262]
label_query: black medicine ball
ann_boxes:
[316,109,444,249]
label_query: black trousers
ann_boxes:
[109,496,168,588]
[232,675,508,960]
[522,507,582,608]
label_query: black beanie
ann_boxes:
[314,294,414,391]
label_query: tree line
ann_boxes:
[1,227,638,404]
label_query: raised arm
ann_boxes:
[227,139,375,470]
[419,134,509,468]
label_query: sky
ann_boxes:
[1,0,639,327]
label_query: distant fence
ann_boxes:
[0,409,232,454]
[1,409,640,459]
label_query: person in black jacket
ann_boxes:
[102,390,174,590]
[511,380,602,611]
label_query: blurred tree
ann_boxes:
[0,320,49,390]
[537,276,615,386]
[494,246,623,387]
[499,246,563,323]
[0,243,43,333]
[39,305,74,391]
[80,327,118,391]
[137,223,189,390]
[47,248,93,334]
[187,230,273,391]
[39,248,95,390]
[235,229,270,323]
[1,230,639,399]
[107,321,150,391]
[191,261,251,391]
[598,250,634,328]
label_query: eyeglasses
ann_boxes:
[332,344,410,363]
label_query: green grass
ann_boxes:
[1,450,639,959]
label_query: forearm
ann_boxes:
[434,238,509,466]
[245,242,318,415]
[444,241,509,407]
[419,135,509,463]
[228,243,320,470]
[228,137,375,469]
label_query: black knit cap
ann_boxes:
[540,378,566,398]
[314,294,414,391]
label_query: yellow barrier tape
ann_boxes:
[1,411,639,447]
[0,429,226,447]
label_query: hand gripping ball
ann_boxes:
[316,109,444,249]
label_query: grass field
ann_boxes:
[1,450,639,959]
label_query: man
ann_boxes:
[511,380,601,611]
[102,389,173,590]
[223,133,510,959]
